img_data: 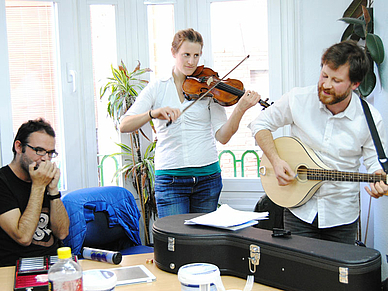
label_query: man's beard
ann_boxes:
[318,83,352,105]
[20,153,35,174]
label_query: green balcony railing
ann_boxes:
[98,154,119,186]
[218,149,261,177]
[98,149,261,184]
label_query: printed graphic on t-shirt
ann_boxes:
[32,207,54,247]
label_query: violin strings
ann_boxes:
[169,55,251,123]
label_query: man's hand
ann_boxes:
[47,166,60,195]
[29,161,58,190]
[365,169,388,198]
[273,157,296,186]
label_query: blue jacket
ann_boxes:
[62,186,141,255]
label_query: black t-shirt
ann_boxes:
[0,166,58,267]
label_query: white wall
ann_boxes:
[298,0,350,87]
[373,0,388,281]
[0,0,13,166]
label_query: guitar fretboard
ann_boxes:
[301,169,386,183]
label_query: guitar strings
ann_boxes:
[296,168,386,182]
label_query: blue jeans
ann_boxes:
[155,172,223,218]
[284,208,358,245]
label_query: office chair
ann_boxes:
[61,186,152,256]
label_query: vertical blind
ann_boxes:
[5,1,59,135]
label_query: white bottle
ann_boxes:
[48,247,83,291]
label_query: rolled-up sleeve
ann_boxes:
[248,90,293,137]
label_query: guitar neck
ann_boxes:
[305,169,387,184]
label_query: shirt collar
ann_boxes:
[159,67,175,82]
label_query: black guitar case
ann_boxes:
[152,214,381,291]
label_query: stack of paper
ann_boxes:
[184,204,268,231]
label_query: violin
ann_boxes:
[166,56,271,127]
[182,65,271,108]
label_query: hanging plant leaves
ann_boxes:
[359,70,376,97]
[353,23,366,38]
[341,24,354,41]
[342,0,367,18]
[338,17,366,26]
[366,34,385,64]
[339,17,366,38]
[339,1,384,99]
[361,5,371,25]
[365,7,374,34]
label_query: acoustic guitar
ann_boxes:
[259,136,387,208]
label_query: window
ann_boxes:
[211,0,268,178]
[147,4,175,80]
[145,0,268,178]
[89,4,118,186]
[5,0,66,188]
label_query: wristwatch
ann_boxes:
[48,191,61,200]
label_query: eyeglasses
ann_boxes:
[25,144,58,158]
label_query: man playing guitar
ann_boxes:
[249,40,388,244]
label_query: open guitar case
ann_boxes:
[153,214,381,291]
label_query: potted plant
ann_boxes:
[338,0,385,97]
[100,60,156,244]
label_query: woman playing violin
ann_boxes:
[120,28,261,218]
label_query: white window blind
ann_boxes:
[5,1,59,135]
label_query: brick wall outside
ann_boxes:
[213,50,268,178]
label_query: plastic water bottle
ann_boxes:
[48,247,83,291]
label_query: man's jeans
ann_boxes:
[284,208,358,245]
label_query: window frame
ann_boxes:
[1,0,299,194]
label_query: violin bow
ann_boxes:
[166,55,250,127]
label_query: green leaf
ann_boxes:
[339,18,366,38]
[100,61,151,128]
[353,23,366,39]
[341,24,354,41]
[338,17,366,26]
[366,34,385,64]
[359,70,376,97]
[342,0,367,18]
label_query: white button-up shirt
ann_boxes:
[122,70,227,171]
[249,85,386,228]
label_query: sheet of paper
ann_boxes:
[184,204,268,231]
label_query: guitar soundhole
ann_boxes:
[296,165,308,182]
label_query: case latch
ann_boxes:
[339,267,348,284]
[168,237,175,251]
[248,244,260,273]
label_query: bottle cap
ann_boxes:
[57,247,72,259]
